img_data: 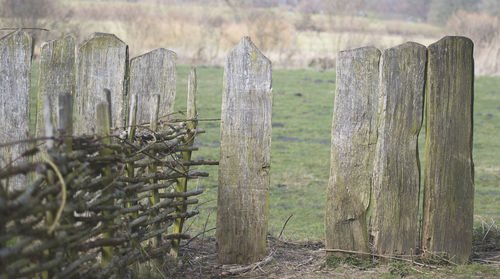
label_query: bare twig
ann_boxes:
[222,251,275,275]
[41,152,67,235]
[181,227,216,248]
[279,214,293,239]
[422,249,458,266]
[0,27,50,31]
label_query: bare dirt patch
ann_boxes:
[159,236,500,279]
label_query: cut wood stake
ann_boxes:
[96,100,114,267]
[42,96,54,149]
[148,94,161,249]
[126,94,138,222]
[171,67,198,258]
[58,93,73,153]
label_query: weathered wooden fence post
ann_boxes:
[75,33,128,134]
[422,36,474,264]
[0,30,32,189]
[325,47,380,255]
[129,48,176,124]
[217,37,272,264]
[36,35,75,138]
[371,42,426,256]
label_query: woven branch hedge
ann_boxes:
[0,107,215,278]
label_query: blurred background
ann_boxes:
[1,0,498,75]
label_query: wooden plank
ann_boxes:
[217,37,272,264]
[371,42,427,256]
[422,36,474,264]
[36,35,75,138]
[325,47,380,254]
[0,30,32,189]
[75,33,128,134]
[129,48,176,124]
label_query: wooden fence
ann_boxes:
[1,28,475,272]
[0,30,216,278]
[325,36,474,264]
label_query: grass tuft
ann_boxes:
[388,261,413,278]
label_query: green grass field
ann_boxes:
[171,66,500,241]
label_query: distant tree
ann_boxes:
[427,0,478,25]
[479,0,500,17]
[320,0,367,16]
[406,0,431,20]
[0,0,75,46]
[0,0,54,28]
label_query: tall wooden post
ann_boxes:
[129,48,176,124]
[36,35,75,139]
[422,36,474,264]
[75,33,128,134]
[0,30,32,190]
[217,37,272,264]
[325,47,380,254]
[371,42,427,256]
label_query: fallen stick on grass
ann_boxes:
[221,252,274,276]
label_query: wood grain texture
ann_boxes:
[0,30,32,189]
[75,33,128,134]
[422,36,474,264]
[325,47,380,254]
[371,42,426,256]
[129,48,176,124]
[217,37,272,264]
[36,36,75,138]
